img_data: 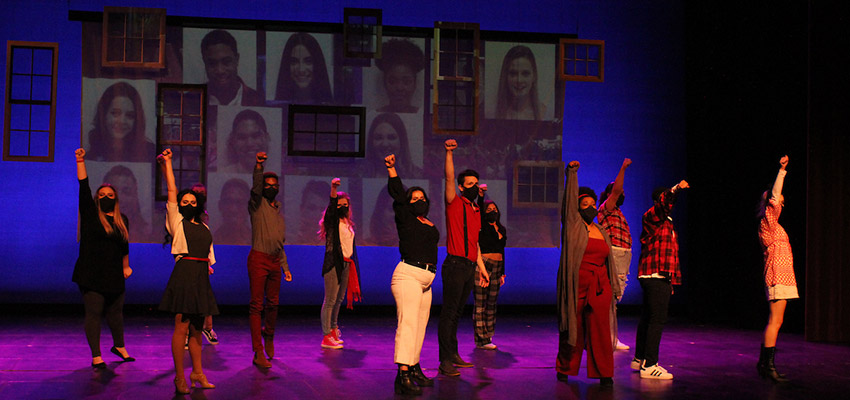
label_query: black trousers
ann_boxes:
[81,288,126,358]
[634,278,671,367]
[438,255,476,362]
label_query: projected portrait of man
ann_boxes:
[221,109,271,174]
[375,39,425,114]
[201,29,264,106]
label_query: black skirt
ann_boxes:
[158,258,219,316]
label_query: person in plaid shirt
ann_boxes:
[631,179,689,380]
[597,158,632,351]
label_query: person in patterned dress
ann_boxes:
[756,155,795,382]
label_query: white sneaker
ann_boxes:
[615,339,630,350]
[640,363,673,380]
[477,342,497,350]
[630,357,643,371]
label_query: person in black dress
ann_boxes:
[157,149,218,394]
[385,154,440,396]
[73,148,134,369]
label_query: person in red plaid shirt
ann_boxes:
[597,158,632,352]
[631,179,689,380]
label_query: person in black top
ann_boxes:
[473,186,507,349]
[385,154,439,396]
[73,148,134,369]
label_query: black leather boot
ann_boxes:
[757,344,789,382]
[409,363,434,387]
[395,366,423,395]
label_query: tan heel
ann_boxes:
[189,372,215,389]
[174,376,190,394]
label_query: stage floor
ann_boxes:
[0,309,846,399]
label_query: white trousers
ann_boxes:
[391,261,435,365]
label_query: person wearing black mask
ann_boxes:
[473,185,507,350]
[438,139,490,377]
[556,161,618,387]
[157,149,218,394]
[385,154,440,395]
[73,148,134,369]
[318,177,360,349]
[246,152,292,368]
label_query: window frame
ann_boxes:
[343,8,382,59]
[559,38,604,82]
[3,41,58,162]
[154,83,207,201]
[101,6,166,69]
[287,104,366,158]
[432,22,480,135]
[512,160,565,209]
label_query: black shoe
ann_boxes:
[110,346,135,362]
[91,361,106,369]
[439,360,460,376]
[395,367,423,395]
[451,354,474,368]
[757,344,789,382]
[556,372,569,382]
[409,363,434,387]
[599,377,614,387]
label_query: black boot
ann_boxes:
[409,363,434,387]
[395,366,423,395]
[757,344,789,382]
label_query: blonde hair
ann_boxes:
[95,184,129,241]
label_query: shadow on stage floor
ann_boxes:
[0,306,846,399]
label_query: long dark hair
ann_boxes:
[483,199,505,232]
[275,32,333,104]
[368,112,412,170]
[88,82,148,161]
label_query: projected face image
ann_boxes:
[106,96,136,140]
[384,64,416,110]
[507,57,535,99]
[290,44,314,90]
[203,43,239,91]
[226,110,271,173]
[371,122,401,158]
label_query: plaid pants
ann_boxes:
[473,257,504,346]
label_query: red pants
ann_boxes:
[556,264,614,378]
[248,250,281,353]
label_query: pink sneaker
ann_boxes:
[321,334,343,349]
[332,328,344,343]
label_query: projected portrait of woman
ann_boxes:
[221,109,270,174]
[495,45,547,121]
[103,165,151,243]
[364,113,420,177]
[86,82,156,162]
[375,39,425,113]
[274,32,333,104]
[214,178,251,245]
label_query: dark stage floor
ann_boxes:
[0,309,847,400]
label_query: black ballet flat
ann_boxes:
[110,346,135,362]
[92,361,107,369]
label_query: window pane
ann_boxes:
[30,130,50,157]
[347,15,362,25]
[338,133,358,152]
[182,146,201,170]
[565,60,574,75]
[575,61,587,76]
[316,113,337,133]
[439,55,456,77]
[10,104,30,130]
[31,75,52,102]
[316,133,338,151]
[437,106,455,130]
[11,75,31,101]
[545,183,559,203]
[532,166,545,184]
[338,114,358,133]
[181,171,200,187]
[143,14,161,37]
[107,13,126,37]
[32,48,53,76]
[162,91,182,115]
[439,29,456,53]
[30,104,51,131]
[438,80,456,105]
[364,16,378,25]
[532,184,544,202]
[517,184,531,202]
[183,117,202,142]
[12,48,32,74]
[106,38,125,62]
[293,132,315,151]
[183,91,202,115]
[587,61,600,77]
[8,130,30,156]
[163,117,181,142]
[294,113,316,131]
[457,29,474,52]
[457,54,474,78]
[126,39,143,62]
[456,106,474,131]
[517,166,531,182]
[143,39,160,63]
[587,45,600,61]
[127,13,144,38]
[456,82,473,105]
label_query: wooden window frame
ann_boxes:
[287,105,366,158]
[4,41,58,162]
[559,38,604,82]
[433,22,480,135]
[512,160,565,208]
[343,8,382,59]
[101,6,166,69]
[155,84,207,200]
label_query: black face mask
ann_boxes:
[338,205,349,218]
[99,197,115,213]
[411,199,428,216]
[485,211,499,223]
[263,187,279,202]
[179,205,199,220]
[461,185,478,202]
[579,206,596,224]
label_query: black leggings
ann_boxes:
[81,289,125,358]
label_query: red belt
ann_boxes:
[180,256,210,262]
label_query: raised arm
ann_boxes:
[771,155,789,199]
[444,139,458,204]
[75,148,88,181]
[386,154,398,179]
[157,149,177,204]
[604,158,631,212]
[562,161,581,225]
[250,152,267,209]
[386,154,408,203]
[331,177,340,199]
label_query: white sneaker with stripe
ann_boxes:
[640,363,674,380]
